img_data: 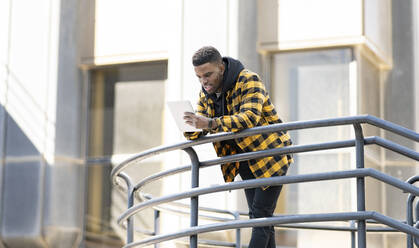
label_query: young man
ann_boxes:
[183,46,293,248]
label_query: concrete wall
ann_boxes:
[383,1,419,246]
[0,0,87,247]
[0,0,58,246]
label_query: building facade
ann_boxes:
[0,0,418,247]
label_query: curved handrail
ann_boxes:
[111,115,419,186]
[123,211,419,248]
[137,193,239,223]
[126,191,399,239]
[117,168,419,225]
[132,136,418,191]
[111,115,419,247]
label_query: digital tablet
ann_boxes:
[167,100,202,132]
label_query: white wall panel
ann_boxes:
[8,0,51,110]
[259,0,363,51]
[94,0,170,64]
[0,0,10,66]
[278,0,363,43]
[182,0,231,103]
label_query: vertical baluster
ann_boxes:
[354,124,366,248]
[183,147,200,248]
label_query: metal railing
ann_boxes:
[111,115,419,248]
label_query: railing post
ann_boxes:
[406,176,419,248]
[154,210,160,248]
[415,200,419,225]
[407,194,415,248]
[183,147,200,248]
[414,221,419,247]
[350,220,356,248]
[233,212,241,248]
[118,172,135,244]
[353,124,366,248]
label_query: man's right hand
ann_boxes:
[183,112,214,129]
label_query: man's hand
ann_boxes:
[183,112,213,129]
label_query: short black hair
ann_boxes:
[192,46,223,66]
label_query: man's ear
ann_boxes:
[219,62,225,73]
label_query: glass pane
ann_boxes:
[295,63,350,144]
[88,61,167,157]
[272,48,353,122]
[113,81,164,154]
[272,48,354,144]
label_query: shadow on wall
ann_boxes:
[0,108,84,248]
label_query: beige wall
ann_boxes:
[258,0,391,68]
[89,0,169,65]
[258,0,362,50]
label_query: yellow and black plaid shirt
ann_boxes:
[185,69,293,184]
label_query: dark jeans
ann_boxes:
[239,162,284,248]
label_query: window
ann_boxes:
[86,61,167,242]
[270,48,355,246]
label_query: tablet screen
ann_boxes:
[167,101,202,132]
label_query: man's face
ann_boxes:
[194,62,224,94]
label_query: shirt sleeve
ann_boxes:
[183,94,209,140]
[214,75,266,133]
